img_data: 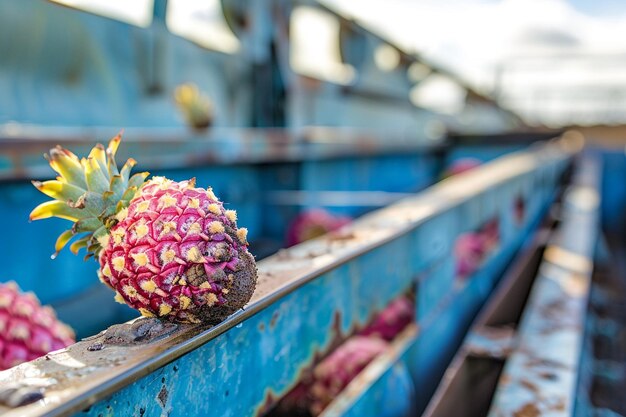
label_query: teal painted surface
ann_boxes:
[75,150,568,417]
[300,154,439,218]
[597,149,626,243]
[79,236,416,417]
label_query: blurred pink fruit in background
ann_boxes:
[0,282,74,370]
[286,209,352,246]
[442,158,482,179]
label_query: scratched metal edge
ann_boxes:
[485,156,600,417]
[3,138,574,417]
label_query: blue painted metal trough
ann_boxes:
[422,153,602,417]
[0,135,576,417]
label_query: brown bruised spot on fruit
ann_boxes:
[196,249,257,324]
[186,264,208,287]
[208,242,233,262]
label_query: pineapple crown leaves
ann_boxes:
[29,133,149,260]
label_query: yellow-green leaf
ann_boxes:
[53,229,75,258]
[128,172,149,189]
[88,144,109,181]
[106,175,125,204]
[121,186,138,205]
[106,133,122,177]
[46,147,88,189]
[92,225,108,240]
[77,191,106,217]
[31,180,86,202]
[69,236,90,255]
[83,157,110,194]
[120,158,137,185]
[72,217,102,233]
[107,132,122,157]
[30,201,85,222]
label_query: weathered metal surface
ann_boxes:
[334,225,551,417]
[486,156,600,417]
[0,138,574,417]
[465,326,516,360]
[421,221,552,417]
[0,0,521,138]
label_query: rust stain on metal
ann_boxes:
[519,379,540,394]
[156,385,168,408]
[538,372,558,381]
[269,312,280,330]
[254,389,281,417]
[524,358,569,370]
[513,403,541,417]
[550,398,565,411]
[258,311,347,416]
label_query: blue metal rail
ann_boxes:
[0,135,574,417]
[421,154,601,417]
[485,156,600,416]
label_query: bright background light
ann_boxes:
[51,0,154,27]
[166,0,240,54]
[323,0,626,126]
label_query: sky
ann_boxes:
[322,0,626,125]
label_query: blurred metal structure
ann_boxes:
[423,155,601,417]
[0,0,530,338]
[0,136,574,417]
[0,0,521,134]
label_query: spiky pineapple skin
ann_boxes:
[0,282,74,370]
[98,177,257,323]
